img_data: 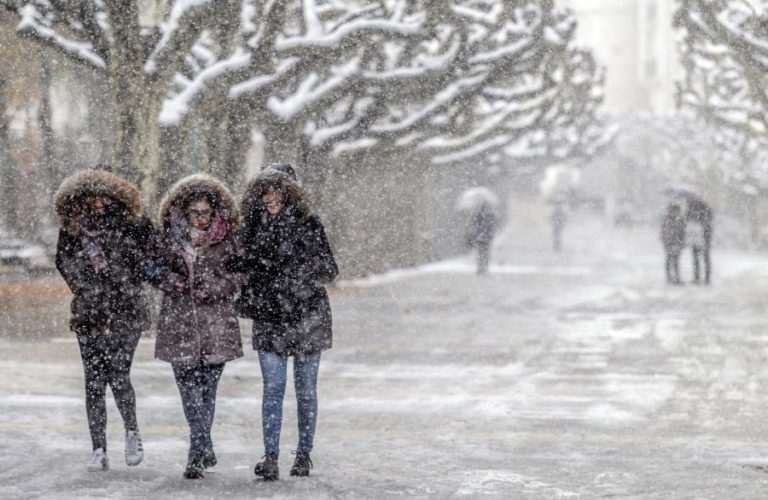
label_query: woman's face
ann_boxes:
[85,195,109,213]
[262,188,286,215]
[187,199,213,230]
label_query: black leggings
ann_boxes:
[76,329,141,451]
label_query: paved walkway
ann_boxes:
[3,200,768,498]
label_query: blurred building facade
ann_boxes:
[561,0,681,115]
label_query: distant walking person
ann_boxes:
[685,198,713,284]
[54,166,152,471]
[148,174,243,479]
[686,219,706,285]
[661,203,686,285]
[467,201,498,274]
[234,167,338,481]
[551,201,567,252]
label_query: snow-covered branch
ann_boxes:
[16,4,106,69]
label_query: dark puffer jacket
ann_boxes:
[467,203,497,246]
[54,169,153,334]
[235,172,338,356]
[150,174,244,366]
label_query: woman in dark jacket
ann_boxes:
[149,174,243,479]
[54,167,152,471]
[235,169,338,480]
[466,201,498,274]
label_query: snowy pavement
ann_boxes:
[4,201,768,498]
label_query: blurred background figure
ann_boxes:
[540,162,579,253]
[685,197,713,285]
[458,187,499,274]
[660,202,686,285]
[551,200,568,252]
[663,186,714,285]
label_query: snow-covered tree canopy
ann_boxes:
[675,0,768,195]
[1,0,608,201]
[675,0,768,139]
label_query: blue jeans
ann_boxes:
[258,351,321,456]
[172,362,225,455]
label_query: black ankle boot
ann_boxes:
[202,447,217,469]
[184,451,205,479]
[254,453,279,481]
[290,451,313,477]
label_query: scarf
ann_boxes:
[169,208,230,288]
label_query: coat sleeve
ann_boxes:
[299,216,338,284]
[55,230,92,294]
[193,239,240,303]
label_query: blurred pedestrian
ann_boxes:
[466,201,498,274]
[54,166,152,471]
[148,174,243,479]
[685,198,713,284]
[234,168,338,481]
[551,200,567,252]
[660,203,686,285]
[686,219,706,285]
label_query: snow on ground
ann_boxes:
[4,199,768,498]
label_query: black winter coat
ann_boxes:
[236,209,338,356]
[54,169,154,335]
[56,214,153,334]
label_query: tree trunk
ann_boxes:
[0,77,18,233]
[109,70,162,212]
[158,124,187,197]
[214,102,253,188]
[37,53,56,194]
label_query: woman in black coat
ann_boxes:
[54,167,152,471]
[235,169,337,480]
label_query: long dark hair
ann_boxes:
[241,172,311,227]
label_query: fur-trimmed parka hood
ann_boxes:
[54,169,144,235]
[241,171,311,224]
[159,174,239,231]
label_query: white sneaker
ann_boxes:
[125,430,144,466]
[87,448,109,471]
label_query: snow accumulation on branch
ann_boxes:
[449,3,503,24]
[419,92,548,151]
[159,48,252,126]
[362,36,461,82]
[430,135,513,165]
[240,0,258,34]
[145,0,212,74]
[267,58,361,121]
[17,4,106,69]
[469,37,531,65]
[303,0,323,37]
[309,100,376,147]
[276,17,423,51]
[370,70,489,135]
[712,7,768,64]
[229,57,300,99]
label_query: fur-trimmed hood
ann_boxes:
[54,169,144,235]
[159,174,239,230]
[241,171,311,223]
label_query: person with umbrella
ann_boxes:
[663,186,713,285]
[458,187,500,274]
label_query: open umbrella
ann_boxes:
[456,187,500,212]
[663,184,712,224]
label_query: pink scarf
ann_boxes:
[189,212,229,248]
